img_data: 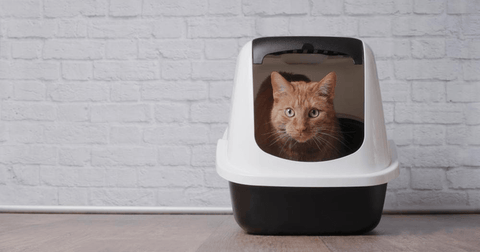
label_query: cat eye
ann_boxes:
[309,109,320,118]
[285,108,295,117]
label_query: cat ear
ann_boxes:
[316,71,336,100]
[271,71,294,99]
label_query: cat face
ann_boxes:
[270,71,337,144]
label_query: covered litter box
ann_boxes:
[216,37,399,235]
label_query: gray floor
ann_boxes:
[0,214,479,252]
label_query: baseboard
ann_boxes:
[0,205,233,214]
[0,205,478,214]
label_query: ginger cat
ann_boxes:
[254,71,343,161]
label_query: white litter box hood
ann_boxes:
[216,39,399,188]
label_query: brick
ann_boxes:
[89,20,151,38]
[188,17,254,38]
[0,145,56,165]
[11,165,40,186]
[463,147,480,166]
[392,16,446,36]
[390,124,413,146]
[56,104,89,122]
[447,0,480,14]
[8,122,44,143]
[110,126,141,145]
[143,0,207,16]
[0,81,13,100]
[413,0,445,14]
[92,147,157,166]
[0,61,59,80]
[192,61,235,80]
[255,18,289,37]
[468,191,480,208]
[0,185,57,205]
[413,125,445,145]
[208,0,240,15]
[143,125,209,144]
[411,168,444,190]
[446,39,480,59]
[91,104,151,123]
[59,188,88,206]
[388,167,410,190]
[11,40,41,59]
[205,39,238,60]
[345,0,396,14]
[139,40,203,60]
[466,103,480,125]
[383,192,397,210]
[110,83,140,102]
[447,168,480,189]
[208,123,228,144]
[312,0,343,15]
[152,19,184,39]
[289,17,358,37]
[414,146,460,168]
[48,82,108,102]
[158,146,191,166]
[210,81,233,100]
[375,60,393,80]
[0,0,41,18]
[44,40,104,60]
[154,102,189,123]
[138,167,203,187]
[359,18,391,37]
[156,188,193,206]
[57,19,87,38]
[0,123,7,142]
[462,16,480,35]
[94,61,158,81]
[394,60,459,81]
[90,188,155,206]
[161,61,191,80]
[106,168,137,187]
[13,81,45,101]
[364,39,410,59]
[106,40,137,59]
[6,20,56,38]
[44,0,106,17]
[395,103,464,124]
[59,147,90,166]
[397,146,415,168]
[1,102,56,121]
[109,0,141,17]
[0,40,9,59]
[191,145,216,167]
[188,188,231,206]
[396,191,468,208]
[467,126,480,145]
[44,123,108,144]
[383,102,394,123]
[0,165,6,184]
[447,82,480,102]
[411,39,445,59]
[191,101,231,123]
[412,82,445,102]
[446,125,467,145]
[62,61,93,80]
[141,81,208,101]
[204,169,228,188]
[243,0,308,15]
[463,60,480,81]
[380,81,410,102]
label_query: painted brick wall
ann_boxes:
[0,0,479,211]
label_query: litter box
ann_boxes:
[216,37,399,235]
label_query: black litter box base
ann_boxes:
[229,182,387,235]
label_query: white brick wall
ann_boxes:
[0,0,479,211]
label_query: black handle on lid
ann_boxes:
[252,36,364,65]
